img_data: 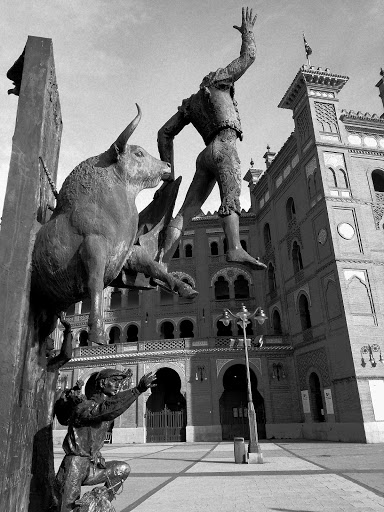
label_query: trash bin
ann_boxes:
[234,437,246,464]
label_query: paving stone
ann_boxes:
[53,442,384,511]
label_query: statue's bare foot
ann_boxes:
[176,280,199,299]
[226,248,267,271]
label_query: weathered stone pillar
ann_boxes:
[0,36,62,512]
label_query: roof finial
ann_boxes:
[263,145,276,169]
[250,158,254,167]
[380,68,384,77]
[303,33,312,67]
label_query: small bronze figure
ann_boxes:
[54,369,156,511]
[157,7,266,271]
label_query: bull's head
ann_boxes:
[108,104,171,191]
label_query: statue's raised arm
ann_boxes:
[228,7,257,82]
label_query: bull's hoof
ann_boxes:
[177,281,199,300]
[226,249,267,271]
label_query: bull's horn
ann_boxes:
[114,103,142,152]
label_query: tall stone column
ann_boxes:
[0,37,62,512]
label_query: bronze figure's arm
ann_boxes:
[47,316,73,371]
[158,109,189,173]
[75,372,156,424]
[222,7,257,83]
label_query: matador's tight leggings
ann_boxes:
[56,455,130,511]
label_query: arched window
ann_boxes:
[210,241,219,255]
[327,168,337,188]
[79,330,89,347]
[263,223,271,247]
[272,310,282,335]
[223,238,228,254]
[240,239,247,251]
[110,288,122,310]
[268,263,276,293]
[172,245,180,259]
[234,275,249,299]
[160,321,174,339]
[286,197,296,222]
[66,303,76,316]
[292,241,303,274]
[81,297,91,314]
[372,169,384,192]
[160,288,173,305]
[309,372,325,422]
[336,168,348,188]
[109,326,121,344]
[299,294,311,330]
[126,324,139,342]
[217,318,232,336]
[179,319,194,338]
[214,276,230,300]
[185,244,193,258]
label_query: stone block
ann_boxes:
[0,36,62,512]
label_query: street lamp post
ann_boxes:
[220,304,267,464]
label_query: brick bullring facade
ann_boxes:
[53,65,384,444]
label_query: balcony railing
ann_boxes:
[72,335,291,359]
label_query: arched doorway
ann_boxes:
[145,367,186,442]
[79,330,89,347]
[179,319,194,338]
[126,324,139,342]
[160,321,175,339]
[309,372,325,422]
[219,364,266,440]
[108,326,121,344]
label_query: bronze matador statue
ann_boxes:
[54,369,156,511]
[157,7,266,271]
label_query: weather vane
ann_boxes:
[303,33,312,66]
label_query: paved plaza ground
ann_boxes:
[54,441,384,511]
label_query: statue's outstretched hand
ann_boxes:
[59,314,72,333]
[233,7,257,34]
[137,372,157,393]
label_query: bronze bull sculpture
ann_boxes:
[32,105,197,344]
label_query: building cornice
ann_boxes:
[340,109,384,129]
[347,147,384,158]
[279,65,349,110]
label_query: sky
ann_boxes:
[1,0,383,219]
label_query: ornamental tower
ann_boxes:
[279,65,349,150]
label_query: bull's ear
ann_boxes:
[113,104,142,153]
